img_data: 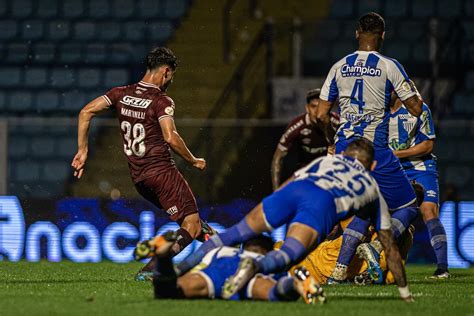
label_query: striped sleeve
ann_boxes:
[416,104,436,142]
[320,63,339,102]
[386,58,416,102]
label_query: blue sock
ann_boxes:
[391,206,418,239]
[426,218,448,271]
[175,219,256,275]
[268,276,298,301]
[336,217,370,266]
[257,237,306,274]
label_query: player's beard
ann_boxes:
[161,78,173,92]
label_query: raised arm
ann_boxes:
[72,96,111,179]
[159,117,206,170]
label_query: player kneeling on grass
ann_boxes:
[137,138,414,302]
[143,233,325,304]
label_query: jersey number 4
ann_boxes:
[350,79,366,114]
[121,121,146,157]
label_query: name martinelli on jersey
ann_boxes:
[121,107,145,120]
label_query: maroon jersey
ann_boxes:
[278,112,339,167]
[103,81,176,183]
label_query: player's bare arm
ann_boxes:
[402,94,423,117]
[394,139,434,159]
[159,117,206,170]
[378,229,414,302]
[316,99,336,144]
[72,96,111,179]
[271,147,288,191]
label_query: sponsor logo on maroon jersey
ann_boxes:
[120,95,153,108]
[166,205,178,216]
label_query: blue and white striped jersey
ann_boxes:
[294,154,390,230]
[389,103,437,172]
[320,51,417,148]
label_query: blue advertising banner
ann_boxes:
[0,196,288,263]
[0,196,472,267]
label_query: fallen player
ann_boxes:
[295,223,414,286]
[148,233,326,304]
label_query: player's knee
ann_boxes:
[420,202,438,222]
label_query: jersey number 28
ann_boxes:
[121,121,146,157]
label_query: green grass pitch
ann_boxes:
[1,262,473,316]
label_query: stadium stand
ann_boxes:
[3,0,474,201]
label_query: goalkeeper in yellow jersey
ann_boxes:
[293,222,414,286]
[292,182,423,285]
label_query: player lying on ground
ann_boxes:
[71,47,215,281]
[389,93,449,279]
[137,138,414,302]
[146,233,325,304]
[316,12,423,285]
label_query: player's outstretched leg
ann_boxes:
[328,216,370,284]
[136,214,215,281]
[175,203,270,276]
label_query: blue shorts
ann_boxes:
[196,252,279,301]
[197,254,249,300]
[262,180,337,241]
[405,169,439,205]
[336,139,416,210]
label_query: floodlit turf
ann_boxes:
[1,262,473,316]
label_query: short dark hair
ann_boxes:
[357,12,385,35]
[306,88,321,104]
[345,138,375,169]
[243,235,274,254]
[146,47,178,71]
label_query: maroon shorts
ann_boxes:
[135,167,198,222]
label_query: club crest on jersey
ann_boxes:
[300,128,312,136]
[120,95,152,108]
[341,60,381,77]
[165,106,174,116]
[402,120,416,132]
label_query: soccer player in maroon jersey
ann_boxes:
[271,89,339,190]
[71,47,215,279]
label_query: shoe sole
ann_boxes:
[427,273,450,280]
[294,267,326,304]
[221,257,257,299]
[134,231,178,261]
[356,243,383,284]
